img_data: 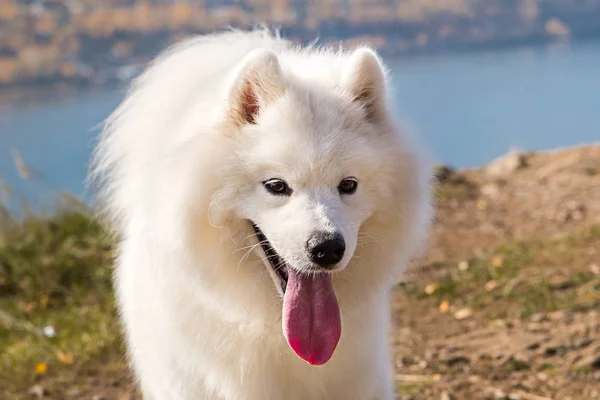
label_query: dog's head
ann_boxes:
[218,48,397,284]
[211,47,431,365]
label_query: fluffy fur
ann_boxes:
[91,29,433,400]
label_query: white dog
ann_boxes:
[91,29,432,400]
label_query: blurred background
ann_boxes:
[1,0,600,208]
[1,1,599,399]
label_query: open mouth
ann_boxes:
[250,221,342,366]
[252,223,288,293]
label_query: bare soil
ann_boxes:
[394,145,600,399]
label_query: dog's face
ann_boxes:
[236,101,379,294]
[218,48,394,295]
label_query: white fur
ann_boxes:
[91,29,433,400]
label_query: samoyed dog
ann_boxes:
[91,29,432,400]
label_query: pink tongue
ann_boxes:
[282,267,341,365]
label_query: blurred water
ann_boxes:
[1,42,599,208]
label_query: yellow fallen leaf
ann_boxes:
[424,282,439,295]
[454,307,473,320]
[57,351,75,365]
[491,256,503,268]
[438,299,449,313]
[35,363,47,374]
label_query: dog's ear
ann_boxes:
[341,48,387,122]
[225,49,285,125]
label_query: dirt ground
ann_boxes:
[394,145,600,399]
[5,145,600,399]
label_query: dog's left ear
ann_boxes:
[224,49,286,126]
[341,48,387,122]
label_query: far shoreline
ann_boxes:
[1,36,599,106]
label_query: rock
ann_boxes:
[526,341,541,351]
[494,388,508,399]
[399,356,415,366]
[424,349,437,360]
[558,200,587,222]
[28,385,48,399]
[485,280,498,291]
[440,391,455,400]
[503,354,530,371]
[508,394,522,400]
[548,275,575,290]
[576,338,592,349]
[530,312,546,322]
[489,319,508,329]
[486,151,527,178]
[544,344,568,357]
[481,183,501,199]
[453,307,473,320]
[444,354,471,366]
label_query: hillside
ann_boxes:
[1,0,600,88]
[0,144,599,399]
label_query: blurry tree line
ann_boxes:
[0,0,599,87]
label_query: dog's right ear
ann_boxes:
[223,49,286,126]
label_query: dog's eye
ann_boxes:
[338,177,358,195]
[263,179,292,196]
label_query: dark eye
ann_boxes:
[263,179,292,196]
[338,177,358,195]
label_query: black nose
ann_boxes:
[307,232,345,268]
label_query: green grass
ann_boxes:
[403,225,600,320]
[0,209,123,395]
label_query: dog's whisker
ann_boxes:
[236,242,267,270]
[240,231,260,244]
[232,239,269,255]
